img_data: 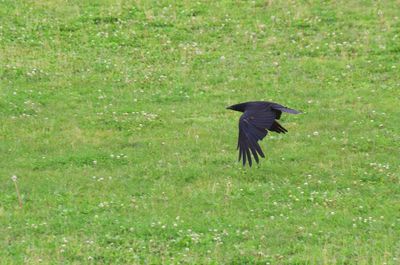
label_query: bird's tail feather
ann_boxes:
[270,121,288,133]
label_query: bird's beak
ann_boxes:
[226,106,233,110]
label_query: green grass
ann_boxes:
[1,0,400,264]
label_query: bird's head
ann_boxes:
[226,103,247,112]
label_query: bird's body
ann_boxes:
[227,101,300,166]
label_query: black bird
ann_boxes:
[227,101,300,166]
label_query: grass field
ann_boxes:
[1,1,400,264]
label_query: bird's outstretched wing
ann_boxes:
[271,103,301,114]
[237,109,276,166]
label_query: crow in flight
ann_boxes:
[227,101,300,166]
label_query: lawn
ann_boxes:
[1,0,399,264]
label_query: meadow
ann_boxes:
[1,0,399,264]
